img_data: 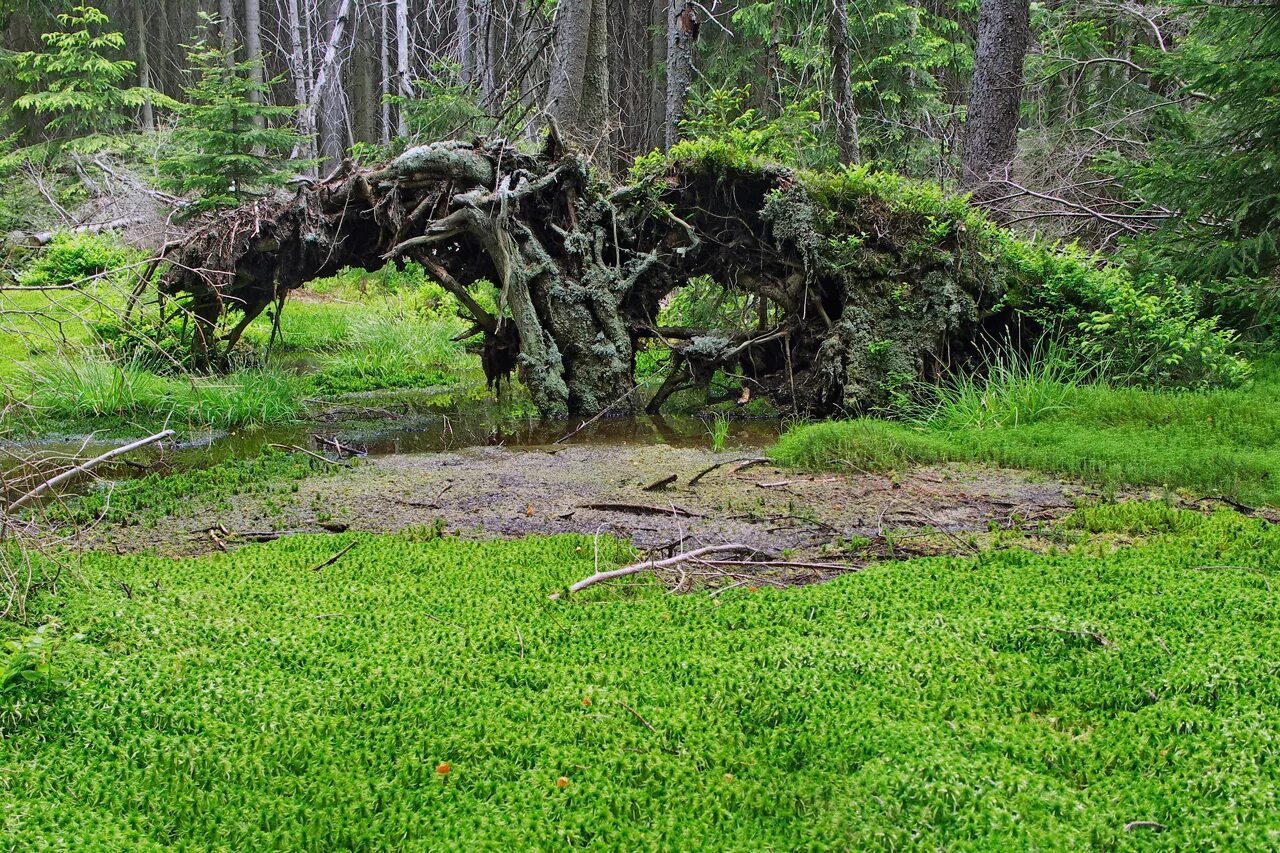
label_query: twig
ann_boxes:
[6,430,174,512]
[729,458,770,475]
[552,543,755,598]
[268,443,341,465]
[688,460,730,487]
[578,502,702,518]
[643,474,678,492]
[309,541,358,572]
[1027,625,1110,647]
[1123,821,1165,833]
[515,624,524,659]
[616,699,660,735]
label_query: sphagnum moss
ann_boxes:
[3,506,1280,849]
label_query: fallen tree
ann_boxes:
[155,135,1013,417]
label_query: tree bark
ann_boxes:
[664,1,698,149]
[220,0,236,66]
[961,0,1030,189]
[380,0,391,144]
[827,0,860,165]
[243,0,264,124]
[548,0,610,155]
[133,0,154,132]
[396,0,410,136]
[457,0,474,86]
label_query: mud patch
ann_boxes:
[92,444,1090,582]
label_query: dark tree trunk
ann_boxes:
[664,1,698,149]
[827,0,860,165]
[548,0,611,155]
[133,0,154,132]
[961,0,1030,189]
[220,0,236,66]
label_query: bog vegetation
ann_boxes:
[2,0,1279,848]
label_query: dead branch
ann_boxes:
[5,430,174,514]
[552,543,757,598]
[309,541,358,572]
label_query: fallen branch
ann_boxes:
[6,430,174,512]
[642,474,678,492]
[310,541,358,572]
[268,443,342,466]
[578,502,703,518]
[729,458,770,476]
[551,543,756,598]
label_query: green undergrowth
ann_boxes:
[41,448,348,527]
[773,361,1280,506]
[1,260,481,438]
[5,506,1280,847]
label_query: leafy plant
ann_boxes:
[707,412,731,452]
[16,231,145,289]
[1,623,62,697]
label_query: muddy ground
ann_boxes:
[91,444,1094,583]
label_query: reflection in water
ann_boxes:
[3,387,783,495]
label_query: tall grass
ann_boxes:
[25,356,307,431]
[773,356,1280,505]
[911,341,1088,430]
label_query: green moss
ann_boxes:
[6,513,1280,847]
[43,448,347,527]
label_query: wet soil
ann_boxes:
[94,443,1089,571]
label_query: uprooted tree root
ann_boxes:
[158,136,1007,417]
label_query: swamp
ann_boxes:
[2,0,1280,848]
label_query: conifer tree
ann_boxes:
[161,27,303,215]
[13,5,171,143]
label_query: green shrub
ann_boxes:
[16,231,145,289]
[998,238,1251,389]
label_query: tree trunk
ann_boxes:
[961,0,1030,189]
[548,0,610,154]
[664,1,698,149]
[827,0,860,165]
[304,0,354,171]
[548,0,591,134]
[380,0,391,144]
[457,0,474,86]
[133,0,154,132]
[220,0,236,66]
[244,0,264,124]
[396,0,410,136]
